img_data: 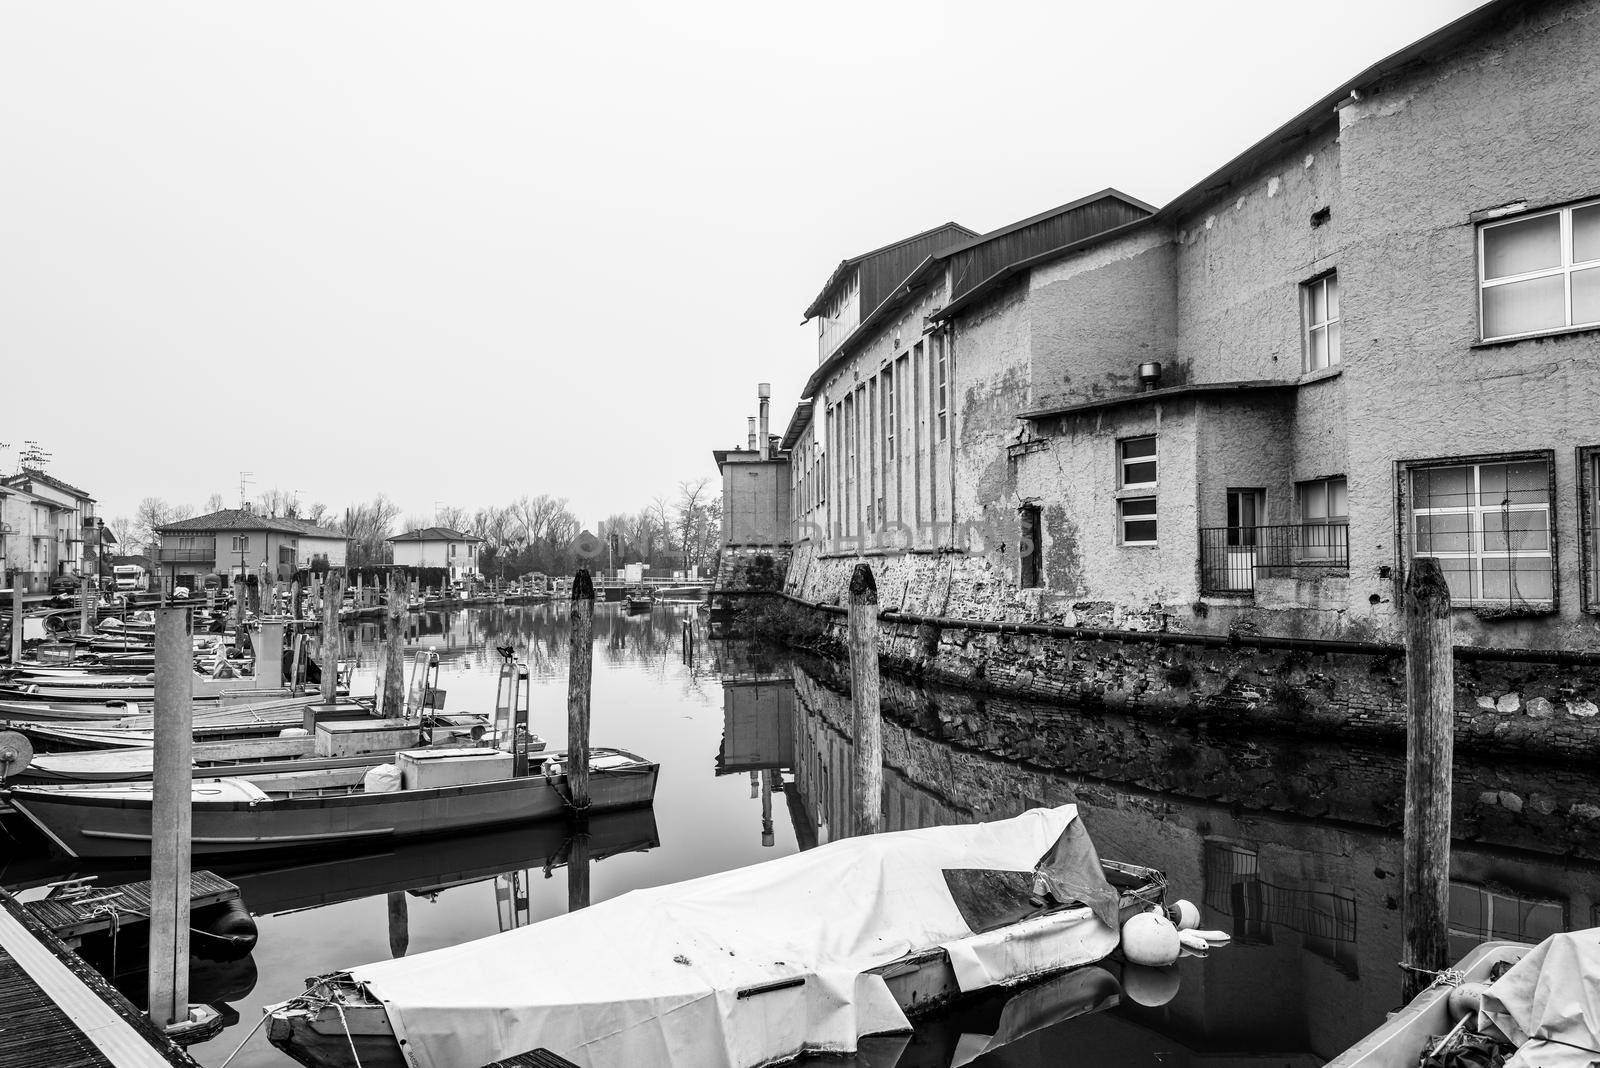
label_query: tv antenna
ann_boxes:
[239,471,256,508]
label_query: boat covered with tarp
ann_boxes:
[265,805,1165,1068]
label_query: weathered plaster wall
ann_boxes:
[1174,126,1344,384]
[1335,0,1600,648]
[721,457,791,546]
[1027,229,1178,408]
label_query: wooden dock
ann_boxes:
[0,889,192,1068]
[26,872,240,946]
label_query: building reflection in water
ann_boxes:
[709,638,1600,1066]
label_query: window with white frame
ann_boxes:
[231,535,250,552]
[1479,199,1600,341]
[1120,497,1157,546]
[1296,476,1349,560]
[1119,435,1157,488]
[936,335,948,442]
[883,366,895,461]
[1302,272,1341,371]
[1408,456,1554,607]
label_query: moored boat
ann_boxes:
[265,806,1166,1068]
[5,746,657,858]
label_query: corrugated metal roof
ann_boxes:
[779,401,814,451]
[801,221,977,321]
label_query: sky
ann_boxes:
[1,0,1485,529]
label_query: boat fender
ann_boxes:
[363,764,402,794]
[1120,963,1180,1007]
[1166,899,1200,930]
[278,727,310,739]
[1120,910,1181,967]
[1448,981,1491,1022]
[191,898,259,961]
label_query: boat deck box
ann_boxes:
[315,719,423,759]
[395,748,514,790]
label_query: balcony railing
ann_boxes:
[159,538,217,564]
[1199,523,1349,594]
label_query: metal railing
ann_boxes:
[1199,522,1349,594]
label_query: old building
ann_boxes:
[157,507,350,593]
[387,526,482,584]
[761,0,1600,651]
[0,469,97,592]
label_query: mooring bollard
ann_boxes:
[567,569,594,811]
[387,891,410,959]
[321,568,344,708]
[1402,556,1454,1001]
[384,571,406,715]
[568,829,591,913]
[9,582,22,665]
[149,606,193,1030]
[848,563,883,836]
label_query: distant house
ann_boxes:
[387,527,482,584]
[0,468,97,592]
[156,506,350,593]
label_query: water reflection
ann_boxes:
[5,605,1597,1068]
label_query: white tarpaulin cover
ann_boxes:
[348,805,1120,1068]
[1482,928,1600,1068]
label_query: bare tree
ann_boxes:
[341,495,402,566]
[673,479,711,569]
[106,516,134,549]
[133,497,171,548]
[435,504,470,531]
[401,513,431,533]
[204,492,226,513]
[303,501,330,525]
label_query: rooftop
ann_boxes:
[387,526,483,543]
[1,468,94,502]
[157,508,347,538]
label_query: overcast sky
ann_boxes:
[2,0,1483,529]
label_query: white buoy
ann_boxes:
[1167,899,1201,930]
[1121,910,1181,967]
[278,727,310,738]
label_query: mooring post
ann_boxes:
[567,569,594,811]
[321,568,344,708]
[79,576,93,636]
[384,571,406,716]
[1402,556,1454,1001]
[255,619,286,691]
[387,891,410,959]
[761,769,775,847]
[9,582,22,664]
[149,606,192,1030]
[847,563,883,836]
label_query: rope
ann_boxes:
[1397,961,1467,987]
[331,991,367,1068]
[213,1007,272,1068]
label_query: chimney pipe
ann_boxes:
[757,383,771,460]
[747,417,757,451]
[1138,361,1163,392]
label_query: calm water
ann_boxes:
[5,602,1597,1067]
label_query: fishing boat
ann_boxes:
[4,746,657,858]
[265,806,1165,1068]
[625,588,653,613]
[1327,940,1534,1067]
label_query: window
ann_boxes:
[1226,489,1265,547]
[1408,456,1554,607]
[1119,436,1157,488]
[1019,504,1042,588]
[1120,497,1157,545]
[1297,477,1349,560]
[1479,199,1600,340]
[231,535,250,552]
[936,335,948,441]
[1302,273,1341,371]
[880,367,895,461]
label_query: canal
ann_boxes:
[4,602,1597,1067]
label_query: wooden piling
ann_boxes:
[9,582,22,664]
[321,568,344,707]
[567,570,594,812]
[384,571,406,716]
[78,577,92,636]
[387,891,410,959]
[149,606,193,1029]
[1402,557,1454,1001]
[847,563,883,836]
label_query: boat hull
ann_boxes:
[7,755,658,858]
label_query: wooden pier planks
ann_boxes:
[0,892,187,1068]
[26,871,239,942]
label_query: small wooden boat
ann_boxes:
[1325,940,1532,1067]
[264,807,1162,1068]
[5,746,658,858]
